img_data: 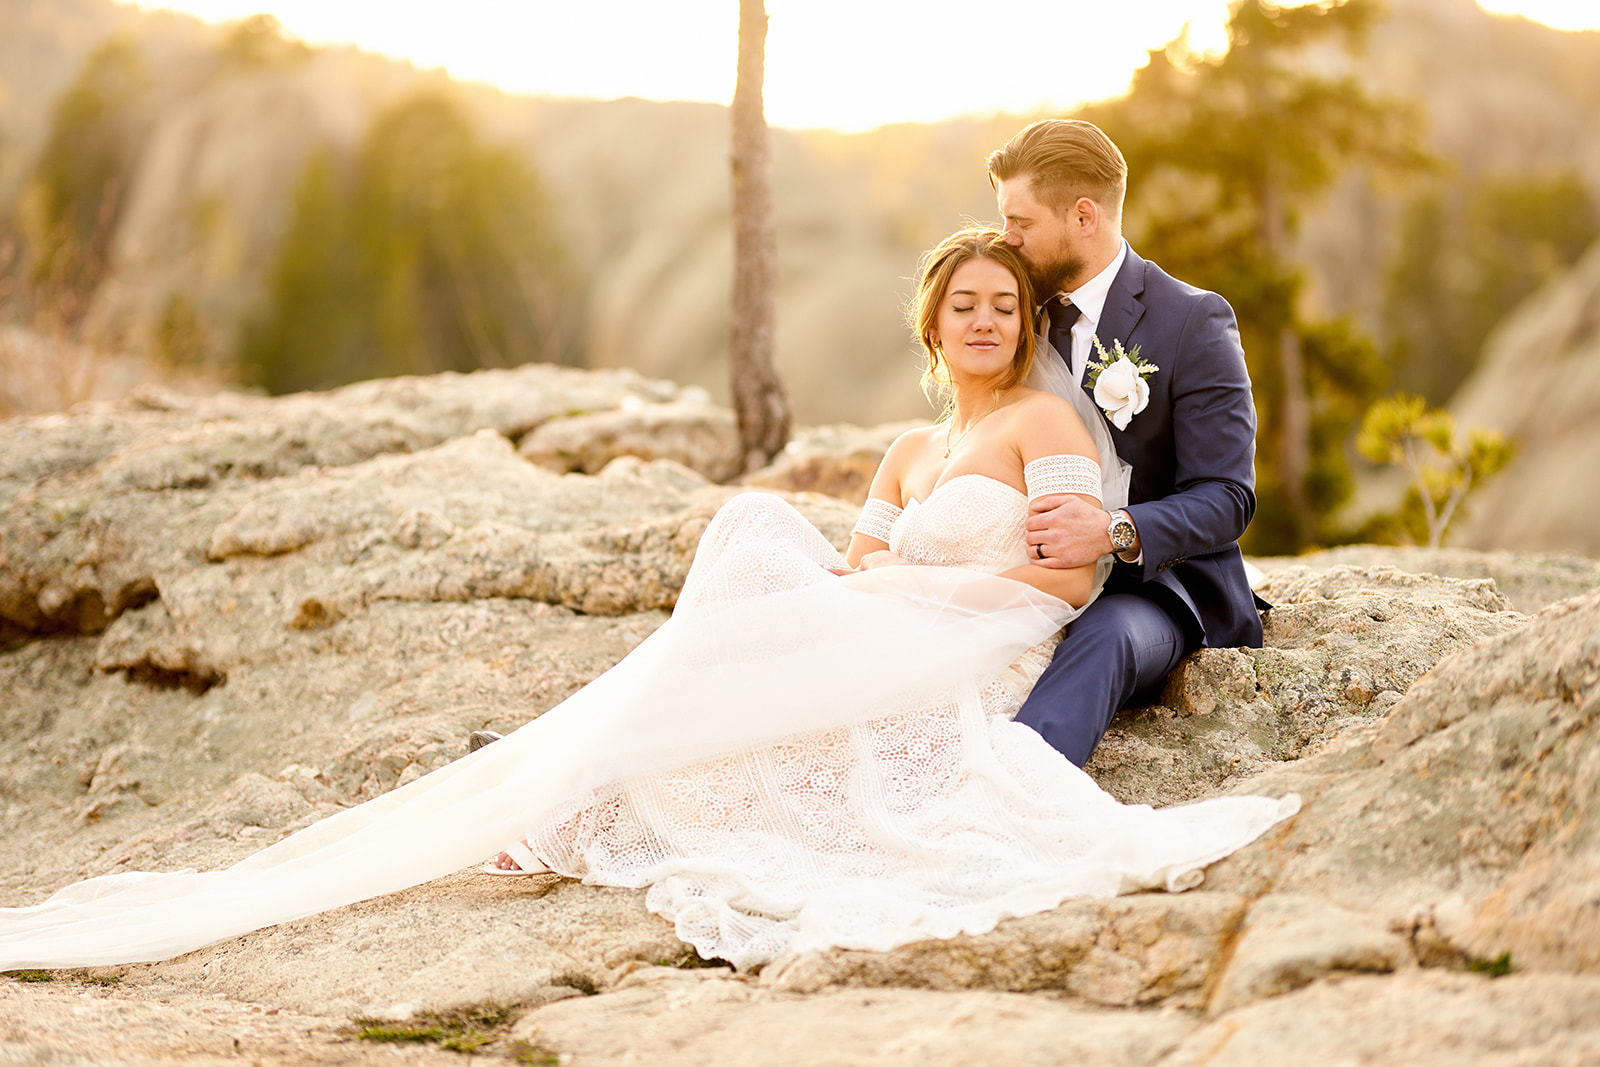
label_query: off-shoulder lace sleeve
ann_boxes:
[852,497,902,543]
[1024,454,1103,504]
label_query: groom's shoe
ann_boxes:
[468,730,503,753]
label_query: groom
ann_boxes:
[989,119,1265,766]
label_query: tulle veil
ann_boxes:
[0,345,1134,969]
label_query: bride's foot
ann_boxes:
[482,840,553,876]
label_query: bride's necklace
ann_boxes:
[943,403,998,459]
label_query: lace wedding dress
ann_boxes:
[521,474,1296,968]
[0,370,1297,971]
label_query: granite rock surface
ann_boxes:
[3,365,1598,1066]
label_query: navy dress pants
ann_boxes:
[1014,592,1189,767]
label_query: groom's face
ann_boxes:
[996,176,1086,298]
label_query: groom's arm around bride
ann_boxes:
[988,119,1263,767]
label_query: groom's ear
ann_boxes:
[1074,196,1101,235]
[1079,194,1123,237]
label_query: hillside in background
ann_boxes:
[0,0,1596,434]
[1298,0,1600,402]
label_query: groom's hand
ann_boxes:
[1025,495,1112,569]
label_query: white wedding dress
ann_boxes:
[0,369,1298,972]
[522,481,1297,968]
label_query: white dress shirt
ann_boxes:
[1052,239,1129,385]
[1049,240,1139,561]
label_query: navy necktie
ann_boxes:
[1047,298,1080,371]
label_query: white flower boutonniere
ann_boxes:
[1084,336,1159,430]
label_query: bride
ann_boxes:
[0,229,1296,972]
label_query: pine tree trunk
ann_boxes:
[1261,181,1312,543]
[728,0,789,473]
[1277,323,1310,536]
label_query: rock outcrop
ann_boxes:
[1255,544,1600,615]
[738,419,927,505]
[1084,563,1529,808]
[1452,238,1600,557]
[2,364,1599,1066]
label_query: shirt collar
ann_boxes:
[1054,239,1128,328]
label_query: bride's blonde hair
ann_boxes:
[909,228,1038,410]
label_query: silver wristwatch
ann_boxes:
[1107,509,1137,555]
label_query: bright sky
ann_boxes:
[119,0,1600,132]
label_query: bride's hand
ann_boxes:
[859,549,909,570]
[823,564,857,576]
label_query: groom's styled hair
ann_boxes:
[987,120,1127,223]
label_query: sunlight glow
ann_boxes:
[116,0,1599,132]
[1475,0,1600,32]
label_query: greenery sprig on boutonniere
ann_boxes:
[1084,336,1159,430]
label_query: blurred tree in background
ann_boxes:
[1382,170,1598,404]
[1090,0,1432,554]
[215,12,312,70]
[3,0,1594,466]
[243,93,578,394]
[0,35,148,413]
[13,36,145,328]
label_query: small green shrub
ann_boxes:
[1467,952,1514,978]
[1357,393,1513,547]
[509,1041,562,1065]
[349,1002,518,1052]
[3,970,55,983]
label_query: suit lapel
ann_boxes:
[1086,248,1148,404]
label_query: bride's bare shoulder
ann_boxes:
[865,423,939,501]
[1011,387,1075,418]
[886,422,941,458]
[1008,389,1096,457]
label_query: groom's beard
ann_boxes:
[1025,249,1087,299]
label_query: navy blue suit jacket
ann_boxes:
[1076,245,1263,650]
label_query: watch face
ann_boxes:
[1110,520,1136,550]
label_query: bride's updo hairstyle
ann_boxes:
[910,228,1038,407]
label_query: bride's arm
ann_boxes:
[844,428,925,569]
[995,393,1100,607]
